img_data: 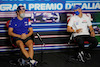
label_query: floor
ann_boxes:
[0,49,100,67]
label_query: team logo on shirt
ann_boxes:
[76,22,79,25]
[82,20,87,23]
[24,22,27,23]
[24,22,28,26]
[25,24,28,26]
[15,24,17,26]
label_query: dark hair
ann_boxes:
[16,10,19,15]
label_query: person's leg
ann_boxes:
[73,36,86,62]
[16,40,30,58]
[83,36,98,60]
[74,36,85,51]
[25,40,34,59]
[25,39,38,65]
[86,36,98,50]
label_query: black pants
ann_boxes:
[74,35,98,52]
[13,37,32,45]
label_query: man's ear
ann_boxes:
[16,11,19,15]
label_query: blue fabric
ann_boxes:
[75,11,80,15]
[9,17,32,35]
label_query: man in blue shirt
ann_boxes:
[8,6,38,65]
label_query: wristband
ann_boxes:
[91,30,94,32]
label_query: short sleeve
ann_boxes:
[9,20,14,28]
[68,17,74,27]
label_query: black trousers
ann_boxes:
[74,35,98,52]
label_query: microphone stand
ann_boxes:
[36,32,47,66]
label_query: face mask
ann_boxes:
[20,13,25,18]
[75,11,80,15]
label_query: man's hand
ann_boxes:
[21,33,27,39]
[90,31,95,37]
[76,29,82,33]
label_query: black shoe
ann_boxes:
[85,53,91,60]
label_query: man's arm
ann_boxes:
[89,25,95,37]
[26,27,33,37]
[67,26,75,32]
[8,27,21,38]
[67,26,82,33]
[21,27,33,39]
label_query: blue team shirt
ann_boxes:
[9,17,32,35]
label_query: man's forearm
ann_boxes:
[67,26,77,33]
[26,31,33,37]
[68,29,75,32]
[67,28,75,32]
[8,32,21,38]
[89,26,94,33]
[90,29,94,33]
